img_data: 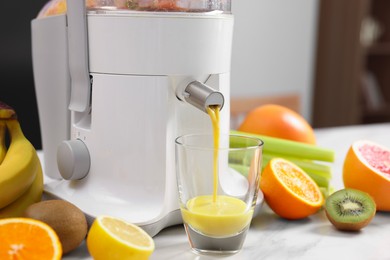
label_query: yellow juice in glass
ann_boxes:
[180,106,253,242]
[181,195,253,237]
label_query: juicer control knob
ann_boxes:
[57,140,90,180]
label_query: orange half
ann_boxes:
[0,218,62,259]
[343,140,390,211]
[260,158,324,219]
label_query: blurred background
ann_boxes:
[1,0,389,150]
[1,0,47,149]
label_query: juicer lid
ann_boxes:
[37,0,231,18]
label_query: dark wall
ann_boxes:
[1,1,47,149]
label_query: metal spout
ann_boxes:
[182,81,224,113]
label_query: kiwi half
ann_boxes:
[325,188,376,231]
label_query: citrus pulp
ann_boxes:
[260,158,324,219]
[87,215,155,260]
[343,140,390,211]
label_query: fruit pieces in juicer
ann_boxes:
[129,0,230,12]
[37,0,98,18]
[37,0,230,18]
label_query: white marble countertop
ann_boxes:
[45,123,390,259]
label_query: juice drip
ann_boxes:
[206,105,220,203]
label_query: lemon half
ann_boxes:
[86,215,155,260]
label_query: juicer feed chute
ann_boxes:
[32,0,233,236]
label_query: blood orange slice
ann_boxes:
[343,140,390,211]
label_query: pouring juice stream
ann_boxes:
[207,105,220,202]
[181,106,253,237]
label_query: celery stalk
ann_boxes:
[230,130,335,162]
[229,163,250,177]
[229,153,332,180]
[306,172,330,188]
[320,187,330,199]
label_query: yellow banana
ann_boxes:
[0,119,39,208]
[0,160,43,218]
[0,101,14,164]
[0,121,6,164]
[0,101,16,119]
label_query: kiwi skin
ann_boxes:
[24,200,88,254]
[325,188,376,231]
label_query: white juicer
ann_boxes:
[32,0,233,236]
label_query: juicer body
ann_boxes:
[32,9,233,236]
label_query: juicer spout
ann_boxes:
[180,81,224,113]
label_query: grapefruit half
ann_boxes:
[343,140,390,211]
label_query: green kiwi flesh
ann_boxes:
[325,188,376,231]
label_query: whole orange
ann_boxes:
[238,104,316,144]
[343,140,390,211]
[260,158,324,219]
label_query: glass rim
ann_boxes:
[175,133,264,151]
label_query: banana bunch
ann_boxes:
[0,102,43,218]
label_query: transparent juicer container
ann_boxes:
[38,0,231,18]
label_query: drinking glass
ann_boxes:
[175,134,263,255]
